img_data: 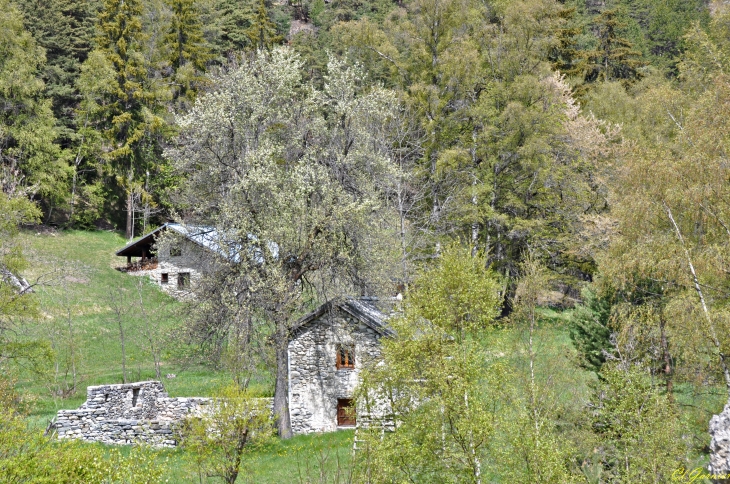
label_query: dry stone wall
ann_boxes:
[710,402,730,481]
[55,381,218,447]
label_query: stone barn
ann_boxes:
[287,297,394,434]
[115,223,233,297]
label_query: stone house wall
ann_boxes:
[288,312,384,434]
[128,239,209,298]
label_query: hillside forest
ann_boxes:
[2,0,730,481]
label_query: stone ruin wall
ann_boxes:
[710,402,730,481]
[54,381,273,448]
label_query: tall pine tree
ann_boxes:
[78,0,167,238]
[164,0,211,102]
[583,8,645,84]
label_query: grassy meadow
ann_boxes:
[13,228,358,483]
[10,229,723,482]
[15,229,260,423]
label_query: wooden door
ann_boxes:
[337,399,356,426]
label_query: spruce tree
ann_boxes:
[583,8,645,84]
[215,0,254,56]
[244,0,283,52]
[549,3,584,79]
[164,0,212,101]
[569,288,613,374]
[215,0,283,56]
[15,0,98,137]
[79,0,166,238]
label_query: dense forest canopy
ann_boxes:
[4,0,730,481]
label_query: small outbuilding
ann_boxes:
[287,297,394,434]
[115,223,231,297]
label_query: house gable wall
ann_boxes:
[129,239,210,298]
[288,310,383,434]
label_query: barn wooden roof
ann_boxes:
[116,223,237,260]
[289,297,395,339]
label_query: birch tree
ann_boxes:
[355,246,504,484]
[597,12,730,401]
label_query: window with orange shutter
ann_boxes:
[336,345,354,369]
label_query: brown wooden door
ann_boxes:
[337,399,356,426]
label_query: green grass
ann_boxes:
[15,229,247,422]
[90,430,355,483]
[15,229,354,484]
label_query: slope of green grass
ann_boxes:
[102,429,354,483]
[14,229,257,424]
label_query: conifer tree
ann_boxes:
[550,3,584,79]
[244,0,283,52]
[215,0,283,56]
[15,0,98,136]
[583,8,645,84]
[164,0,212,101]
[166,0,210,71]
[79,0,166,238]
[215,0,254,56]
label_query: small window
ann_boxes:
[337,398,356,426]
[132,388,140,407]
[178,272,190,289]
[336,345,355,369]
[161,273,169,284]
[170,246,182,257]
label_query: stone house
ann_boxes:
[115,223,230,297]
[288,297,394,434]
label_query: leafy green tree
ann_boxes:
[492,254,582,483]
[335,0,605,292]
[593,13,730,399]
[356,246,504,483]
[178,385,273,484]
[588,364,687,483]
[0,0,67,209]
[622,0,709,73]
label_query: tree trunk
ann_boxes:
[665,202,730,396]
[126,191,133,240]
[659,309,673,399]
[119,320,127,384]
[273,318,292,438]
[0,267,32,294]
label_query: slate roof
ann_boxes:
[115,223,243,261]
[290,297,395,339]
